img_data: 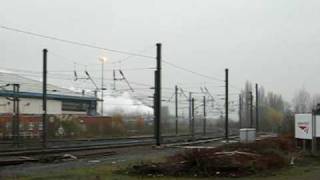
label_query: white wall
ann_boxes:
[62,111,87,115]
[295,114,313,140]
[316,115,320,137]
[0,97,62,114]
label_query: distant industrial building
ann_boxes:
[0,72,98,115]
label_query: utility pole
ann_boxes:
[8,84,20,146]
[101,60,104,115]
[42,49,48,148]
[311,105,320,155]
[312,112,316,154]
[14,84,20,147]
[249,91,253,128]
[203,96,206,136]
[12,84,16,144]
[113,69,116,90]
[100,57,107,116]
[11,84,17,146]
[153,71,157,139]
[189,92,192,134]
[154,43,162,146]
[175,85,178,135]
[239,94,242,129]
[255,83,259,132]
[225,68,229,141]
[191,98,195,140]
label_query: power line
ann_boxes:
[1,25,245,92]
[229,84,242,91]
[0,25,155,59]
[49,67,156,72]
[1,68,238,101]
[162,60,224,82]
[49,48,155,68]
[110,45,155,64]
[0,68,154,87]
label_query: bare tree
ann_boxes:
[292,88,311,113]
[310,94,320,110]
[241,82,290,133]
[240,81,253,127]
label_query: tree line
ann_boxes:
[240,81,293,134]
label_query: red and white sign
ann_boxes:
[298,122,310,133]
[295,114,312,140]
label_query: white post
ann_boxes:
[312,113,317,155]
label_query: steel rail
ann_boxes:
[0,134,238,156]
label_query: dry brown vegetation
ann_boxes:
[129,135,296,177]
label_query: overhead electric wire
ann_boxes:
[0,25,155,59]
[162,60,224,82]
[49,48,156,68]
[5,70,236,105]
[1,25,245,107]
[0,68,154,88]
[110,45,155,64]
[1,25,244,95]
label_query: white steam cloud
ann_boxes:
[101,92,153,116]
[68,87,153,116]
[0,69,13,74]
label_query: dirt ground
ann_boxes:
[0,145,179,177]
[0,140,225,179]
[1,139,320,180]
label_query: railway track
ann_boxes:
[0,131,230,152]
[0,134,239,166]
[0,134,237,157]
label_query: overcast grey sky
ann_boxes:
[1,0,320,102]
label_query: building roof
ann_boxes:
[0,72,98,101]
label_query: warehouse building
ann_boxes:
[0,72,98,115]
